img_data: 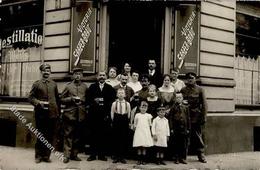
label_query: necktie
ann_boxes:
[120,102,122,114]
[149,70,153,76]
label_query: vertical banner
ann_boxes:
[70,1,96,73]
[175,5,199,75]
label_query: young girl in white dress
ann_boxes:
[133,100,153,165]
[151,106,170,165]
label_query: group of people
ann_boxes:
[28,59,207,166]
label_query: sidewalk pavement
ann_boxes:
[1,146,260,170]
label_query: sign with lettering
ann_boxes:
[70,2,96,73]
[175,5,199,75]
[0,26,43,58]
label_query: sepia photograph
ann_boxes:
[0,0,260,169]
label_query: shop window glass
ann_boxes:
[235,3,260,105]
[0,0,43,97]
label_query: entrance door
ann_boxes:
[0,119,16,147]
[108,2,164,74]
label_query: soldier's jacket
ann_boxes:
[60,81,88,121]
[28,78,60,118]
[169,103,190,134]
[180,84,207,124]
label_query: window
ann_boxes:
[235,2,260,105]
[0,0,44,97]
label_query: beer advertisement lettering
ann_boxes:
[175,5,199,75]
[70,2,96,73]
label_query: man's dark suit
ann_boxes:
[87,82,116,158]
[147,70,162,88]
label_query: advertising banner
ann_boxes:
[175,5,199,75]
[70,1,96,73]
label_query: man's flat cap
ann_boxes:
[39,63,51,71]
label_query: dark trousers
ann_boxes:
[172,132,188,160]
[112,113,128,159]
[63,119,84,158]
[89,117,111,157]
[35,111,57,159]
[190,123,205,155]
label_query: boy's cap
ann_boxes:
[39,63,51,71]
[186,72,197,79]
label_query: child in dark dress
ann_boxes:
[147,84,162,119]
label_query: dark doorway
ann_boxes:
[108,2,164,74]
[0,119,16,147]
[254,126,260,151]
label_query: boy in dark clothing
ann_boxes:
[169,92,190,164]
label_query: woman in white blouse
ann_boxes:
[158,74,176,115]
[127,71,142,93]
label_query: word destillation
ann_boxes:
[0,29,43,51]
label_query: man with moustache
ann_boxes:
[181,72,207,163]
[86,71,116,161]
[61,67,88,163]
[28,63,60,163]
[130,74,150,109]
[147,59,162,88]
[114,72,134,102]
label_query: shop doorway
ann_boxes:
[254,126,260,151]
[0,119,16,147]
[108,3,164,74]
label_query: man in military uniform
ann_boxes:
[28,63,60,163]
[60,67,88,163]
[180,72,207,163]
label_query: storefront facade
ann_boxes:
[0,0,259,154]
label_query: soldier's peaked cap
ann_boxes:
[39,63,51,71]
[186,72,197,79]
[73,67,83,73]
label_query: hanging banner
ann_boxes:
[175,5,199,75]
[70,1,96,73]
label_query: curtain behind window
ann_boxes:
[1,47,41,97]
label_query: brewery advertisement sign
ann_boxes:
[70,1,96,73]
[175,5,199,75]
